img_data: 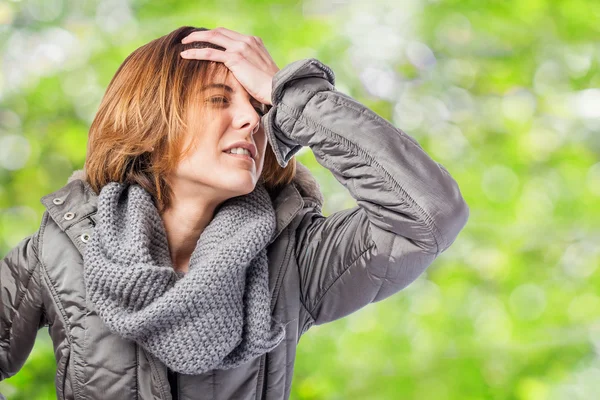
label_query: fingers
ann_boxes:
[181,28,266,68]
[179,28,277,105]
[180,47,229,63]
[182,29,239,52]
[215,28,270,64]
[207,27,256,44]
[183,27,261,47]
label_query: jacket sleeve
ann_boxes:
[0,230,46,381]
[263,58,470,327]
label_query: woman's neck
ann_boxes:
[160,198,219,274]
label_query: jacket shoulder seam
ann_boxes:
[36,212,50,328]
[37,210,49,267]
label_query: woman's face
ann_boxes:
[169,72,268,204]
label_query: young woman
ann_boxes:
[0,26,469,400]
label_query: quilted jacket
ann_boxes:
[0,58,469,399]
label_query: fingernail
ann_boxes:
[180,51,189,57]
[181,36,188,43]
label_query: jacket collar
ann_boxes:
[40,161,324,245]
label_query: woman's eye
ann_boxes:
[208,96,228,104]
[207,97,264,116]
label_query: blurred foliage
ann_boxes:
[1,0,599,399]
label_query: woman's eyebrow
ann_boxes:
[200,83,233,93]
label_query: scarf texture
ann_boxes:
[82,180,286,375]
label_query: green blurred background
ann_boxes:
[1,0,599,399]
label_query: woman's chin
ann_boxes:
[220,174,257,195]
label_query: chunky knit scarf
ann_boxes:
[82,180,286,375]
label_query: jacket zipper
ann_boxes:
[255,354,266,400]
[167,368,179,399]
[270,225,294,313]
[144,346,171,400]
[257,225,295,399]
[60,351,71,400]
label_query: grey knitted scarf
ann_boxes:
[82,180,286,375]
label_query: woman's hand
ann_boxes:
[180,27,280,106]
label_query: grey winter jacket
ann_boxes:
[0,58,469,399]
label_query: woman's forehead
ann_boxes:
[209,73,244,91]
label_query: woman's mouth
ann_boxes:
[223,151,254,163]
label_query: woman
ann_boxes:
[0,26,469,399]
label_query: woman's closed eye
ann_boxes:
[207,96,265,116]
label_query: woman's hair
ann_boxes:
[84,25,296,213]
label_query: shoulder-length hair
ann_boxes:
[84,25,296,213]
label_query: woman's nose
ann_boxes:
[233,102,261,132]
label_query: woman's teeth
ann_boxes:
[226,148,252,157]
